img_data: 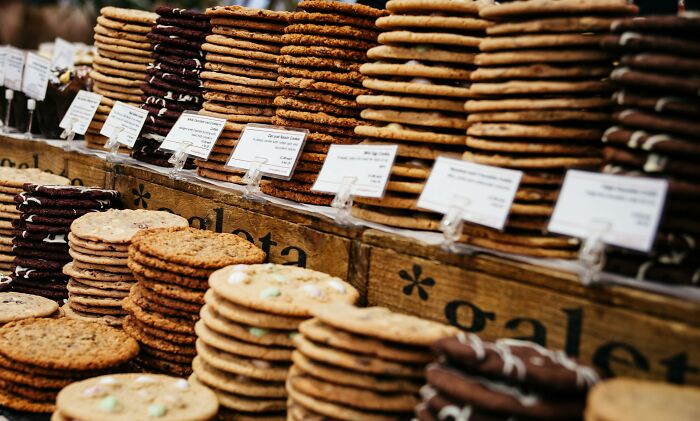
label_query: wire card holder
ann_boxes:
[24,99,36,140]
[167,141,193,180]
[241,158,268,202]
[578,222,611,286]
[104,126,125,163]
[330,176,358,226]
[3,90,13,133]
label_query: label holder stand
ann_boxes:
[167,141,193,181]
[241,158,268,202]
[330,176,357,226]
[3,90,13,133]
[24,99,36,140]
[577,222,611,286]
[439,204,466,253]
[104,126,125,163]
[59,117,77,149]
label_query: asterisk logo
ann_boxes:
[132,183,151,209]
[399,264,435,301]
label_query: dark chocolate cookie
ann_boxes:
[22,185,120,200]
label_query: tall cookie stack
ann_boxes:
[195,264,359,419]
[287,305,456,420]
[599,14,700,286]
[351,0,488,229]
[132,6,211,167]
[260,0,387,205]
[416,333,600,421]
[455,0,638,259]
[63,209,188,326]
[11,185,119,302]
[88,6,157,151]
[124,227,266,377]
[194,6,289,184]
[0,318,138,414]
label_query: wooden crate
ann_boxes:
[0,136,66,176]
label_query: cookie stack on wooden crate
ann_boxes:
[260,0,387,205]
[417,333,599,421]
[193,264,359,419]
[351,0,488,229]
[88,6,157,151]
[63,209,187,325]
[124,227,266,377]
[194,5,289,183]
[0,318,138,414]
[131,6,211,167]
[458,0,638,258]
[599,14,700,285]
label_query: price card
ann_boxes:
[311,144,397,198]
[417,157,523,230]
[51,38,75,70]
[548,170,667,252]
[22,52,51,101]
[226,124,307,179]
[59,90,102,135]
[4,47,25,92]
[0,46,7,87]
[160,113,227,159]
[100,101,149,148]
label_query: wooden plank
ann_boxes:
[366,246,700,385]
[0,136,65,176]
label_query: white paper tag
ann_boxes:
[312,144,397,198]
[548,170,667,252]
[159,113,227,159]
[226,124,307,179]
[22,52,51,101]
[4,47,25,92]
[59,90,102,135]
[0,46,7,87]
[417,157,523,230]
[51,38,75,70]
[100,101,149,148]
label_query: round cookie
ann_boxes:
[192,356,286,398]
[63,261,134,282]
[123,295,195,334]
[0,292,59,324]
[196,340,289,382]
[71,209,188,244]
[201,305,295,347]
[195,321,292,361]
[189,375,286,413]
[205,290,304,330]
[479,0,638,19]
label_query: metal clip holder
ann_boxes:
[167,141,192,180]
[330,176,357,226]
[24,99,36,140]
[3,90,13,133]
[104,126,125,162]
[578,222,610,286]
[241,158,267,202]
[439,204,465,253]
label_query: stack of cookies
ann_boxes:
[124,227,266,377]
[351,0,488,229]
[599,14,700,286]
[455,0,638,258]
[287,304,456,420]
[195,264,359,419]
[132,6,211,167]
[0,168,69,277]
[194,5,289,183]
[260,0,387,205]
[417,333,600,421]
[0,318,138,413]
[0,292,60,326]
[88,6,157,151]
[63,209,188,325]
[11,185,119,302]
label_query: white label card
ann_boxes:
[100,101,149,148]
[548,170,667,253]
[160,113,226,159]
[417,157,523,230]
[59,90,102,135]
[52,38,75,70]
[22,52,51,101]
[0,46,7,87]
[226,124,307,179]
[311,144,398,198]
[4,47,25,92]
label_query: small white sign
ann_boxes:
[548,170,667,252]
[226,124,307,179]
[22,52,51,101]
[4,47,25,92]
[60,90,102,135]
[0,46,7,87]
[100,101,149,148]
[312,144,397,198]
[52,38,76,70]
[160,113,227,159]
[417,157,523,230]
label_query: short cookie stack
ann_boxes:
[352,0,488,229]
[416,333,600,421]
[125,227,266,377]
[195,264,359,419]
[0,318,138,413]
[63,209,188,325]
[599,14,700,286]
[12,185,119,302]
[288,304,456,420]
[132,6,211,167]
[88,6,157,151]
[194,5,289,184]
[262,0,388,205]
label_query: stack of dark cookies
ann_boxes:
[194,5,289,183]
[11,185,120,302]
[417,333,600,421]
[351,0,486,230]
[260,0,387,205]
[457,0,638,259]
[131,6,211,167]
[599,14,700,286]
[88,6,157,151]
